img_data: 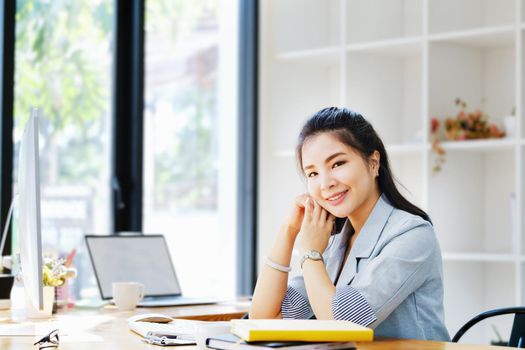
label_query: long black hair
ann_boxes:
[296,107,431,224]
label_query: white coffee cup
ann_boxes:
[112,282,144,311]
[195,322,231,350]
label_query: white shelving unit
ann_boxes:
[259,0,524,344]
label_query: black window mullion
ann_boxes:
[111,0,145,233]
[237,0,258,295]
[0,0,15,257]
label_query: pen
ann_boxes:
[145,331,196,342]
[143,333,196,346]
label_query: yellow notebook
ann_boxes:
[230,319,374,342]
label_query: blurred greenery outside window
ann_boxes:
[13,0,113,300]
[143,0,237,297]
[11,0,238,300]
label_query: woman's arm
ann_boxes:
[296,199,336,319]
[249,194,309,319]
[301,259,335,319]
[249,224,296,319]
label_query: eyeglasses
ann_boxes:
[34,329,59,349]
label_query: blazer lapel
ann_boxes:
[336,195,394,287]
[325,220,353,283]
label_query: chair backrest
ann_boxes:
[509,313,525,348]
[452,307,525,348]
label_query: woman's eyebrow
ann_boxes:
[303,152,346,171]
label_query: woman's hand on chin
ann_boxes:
[296,198,335,255]
[283,193,311,240]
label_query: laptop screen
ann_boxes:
[85,235,182,299]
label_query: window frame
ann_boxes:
[237,0,258,295]
[0,0,15,258]
[112,0,144,233]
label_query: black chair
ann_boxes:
[452,307,525,348]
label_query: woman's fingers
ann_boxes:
[295,193,309,208]
[312,199,321,221]
[303,197,312,220]
[319,205,327,223]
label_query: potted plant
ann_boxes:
[430,98,506,173]
[26,257,76,318]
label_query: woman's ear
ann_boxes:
[369,150,380,176]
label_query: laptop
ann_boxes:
[85,234,220,307]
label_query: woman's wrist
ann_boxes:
[280,222,300,242]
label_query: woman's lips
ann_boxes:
[326,190,348,206]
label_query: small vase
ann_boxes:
[504,115,516,138]
[26,286,55,319]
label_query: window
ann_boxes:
[13,0,114,300]
[3,0,248,301]
[143,0,238,297]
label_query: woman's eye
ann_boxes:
[333,161,345,168]
[307,172,318,178]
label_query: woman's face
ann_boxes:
[301,132,379,219]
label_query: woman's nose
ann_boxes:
[320,174,336,190]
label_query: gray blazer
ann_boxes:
[289,194,450,340]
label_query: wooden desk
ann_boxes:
[0,301,507,350]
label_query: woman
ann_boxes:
[250,107,449,340]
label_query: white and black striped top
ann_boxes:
[282,285,377,326]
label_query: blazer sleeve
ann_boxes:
[281,275,314,319]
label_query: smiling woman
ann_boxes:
[250,107,450,341]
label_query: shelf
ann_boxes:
[346,0,422,45]
[439,138,517,152]
[386,143,425,154]
[428,34,515,135]
[261,1,524,345]
[346,52,422,145]
[276,46,341,65]
[429,0,515,36]
[268,0,340,53]
[442,252,517,262]
[345,36,422,57]
[429,25,515,48]
[278,139,519,158]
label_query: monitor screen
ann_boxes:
[85,235,182,299]
[17,109,43,311]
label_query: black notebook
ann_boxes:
[205,333,356,350]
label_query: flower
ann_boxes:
[441,98,505,140]
[430,98,507,173]
[42,257,77,287]
[431,117,440,134]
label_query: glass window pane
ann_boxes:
[13,0,114,301]
[144,0,238,297]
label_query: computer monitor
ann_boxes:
[17,108,43,311]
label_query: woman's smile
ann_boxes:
[325,190,348,206]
